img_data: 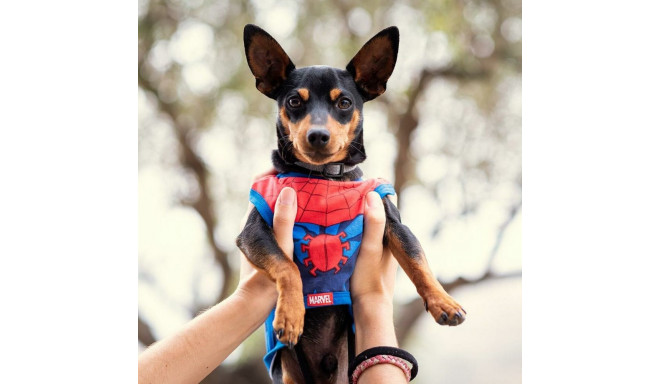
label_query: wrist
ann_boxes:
[352,295,398,352]
[352,293,394,310]
[235,270,278,308]
[355,362,408,384]
[353,294,394,328]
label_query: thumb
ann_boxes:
[272,187,297,258]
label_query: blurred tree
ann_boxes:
[138,0,521,382]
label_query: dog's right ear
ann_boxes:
[244,24,295,99]
[346,27,399,101]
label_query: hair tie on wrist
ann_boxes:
[349,346,418,383]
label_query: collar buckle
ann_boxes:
[322,163,345,177]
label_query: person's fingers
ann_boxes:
[378,196,399,287]
[272,187,297,258]
[378,245,398,298]
[359,192,386,260]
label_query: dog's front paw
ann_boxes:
[424,291,467,326]
[273,292,306,348]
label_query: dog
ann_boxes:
[236,24,466,384]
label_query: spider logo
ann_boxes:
[300,232,350,276]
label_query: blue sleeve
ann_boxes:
[249,189,274,227]
[373,183,396,199]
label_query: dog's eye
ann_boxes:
[337,97,352,110]
[288,97,302,108]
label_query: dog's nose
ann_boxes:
[307,127,330,149]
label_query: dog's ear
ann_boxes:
[244,24,295,99]
[346,27,399,101]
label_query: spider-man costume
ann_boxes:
[249,172,395,374]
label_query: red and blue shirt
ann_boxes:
[248,172,395,374]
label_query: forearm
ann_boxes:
[138,273,276,384]
[353,295,397,352]
[352,295,407,384]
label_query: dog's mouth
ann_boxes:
[286,128,351,165]
[292,142,346,165]
[300,149,340,165]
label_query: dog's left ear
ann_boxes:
[346,27,399,101]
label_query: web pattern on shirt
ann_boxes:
[260,177,376,227]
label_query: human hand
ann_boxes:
[236,187,298,301]
[350,192,398,306]
[137,188,300,384]
[350,192,405,383]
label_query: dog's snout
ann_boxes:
[307,126,330,149]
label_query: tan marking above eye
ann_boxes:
[297,88,309,101]
[279,106,291,135]
[329,88,342,101]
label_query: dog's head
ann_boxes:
[243,24,399,167]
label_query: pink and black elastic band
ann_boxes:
[348,346,418,383]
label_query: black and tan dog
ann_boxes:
[237,24,466,384]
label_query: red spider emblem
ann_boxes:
[300,232,350,276]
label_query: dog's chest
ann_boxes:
[250,174,394,299]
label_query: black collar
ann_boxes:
[271,150,363,180]
[293,161,358,178]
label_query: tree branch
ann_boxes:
[392,65,491,197]
[138,65,235,303]
[395,269,521,343]
[394,199,521,344]
[138,315,157,347]
[485,200,522,270]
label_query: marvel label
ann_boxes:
[307,292,334,307]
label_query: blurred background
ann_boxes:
[138,0,521,382]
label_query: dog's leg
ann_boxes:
[236,208,305,346]
[382,197,466,326]
[279,350,304,384]
[279,306,352,384]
